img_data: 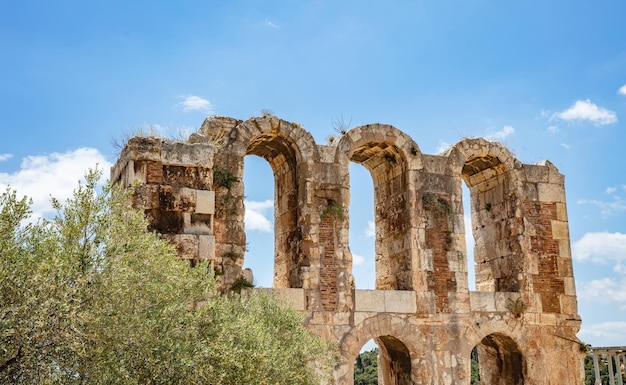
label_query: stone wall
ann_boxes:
[112,115,584,385]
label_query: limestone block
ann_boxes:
[384,290,417,313]
[558,256,574,278]
[522,182,539,201]
[494,292,519,312]
[469,292,496,312]
[560,295,578,315]
[522,164,549,183]
[448,291,470,313]
[169,234,198,259]
[564,277,577,296]
[537,183,564,203]
[540,313,557,325]
[353,311,374,326]
[196,190,215,214]
[551,220,569,240]
[556,202,568,221]
[133,184,160,209]
[198,235,215,260]
[270,288,306,311]
[355,290,386,312]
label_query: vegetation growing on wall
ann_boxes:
[213,166,238,189]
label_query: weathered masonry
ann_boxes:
[112,115,584,385]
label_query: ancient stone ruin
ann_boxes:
[111,115,584,385]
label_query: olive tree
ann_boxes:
[0,169,336,384]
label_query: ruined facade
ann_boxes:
[111,115,584,385]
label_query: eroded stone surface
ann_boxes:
[112,115,584,385]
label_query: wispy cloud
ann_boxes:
[0,148,112,219]
[353,253,364,266]
[0,153,13,162]
[244,199,273,232]
[578,277,626,309]
[486,125,515,141]
[547,125,559,133]
[177,95,214,113]
[579,321,626,344]
[560,143,571,149]
[619,84,626,96]
[264,20,279,28]
[436,141,451,154]
[572,232,626,267]
[365,220,375,238]
[578,192,626,217]
[553,99,617,126]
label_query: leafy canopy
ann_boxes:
[0,169,336,384]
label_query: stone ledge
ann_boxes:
[355,290,417,313]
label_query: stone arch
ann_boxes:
[336,124,422,290]
[210,116,318,289]
[445,138,524,292]
[339,314,419,385]
[470,332,526,385]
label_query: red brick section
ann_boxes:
[424,194,457,312]
[319,215,338,312]
[524,201,564,313]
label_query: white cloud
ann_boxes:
[560,143,570,149]
[264,20,279,28]
[578,277,626,308]
[0,153,13,162]
[619,84,626,96]
[177,95,214,113]
[486,125,515,141]
[244,199,273,232]
[606,186,617,194]
[365,220,375,238]
[436,141,451,154]
[578,195,626,217]
[353,253,365,266]
[572,232,626,267]
[547,125,559,133]
[553,99,617,126]
[0,148,111,219]
[579,321,626,344]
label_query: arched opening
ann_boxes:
[244,132,304,288]
[354,336,411,385]
[348,141,410,290]
[242,155,274,287]
[354,339,379,385]
[349,162,375,289]
[461,154,521,292]
[376,335,412,385]
[471,333,525,385]
[462,182,476,291]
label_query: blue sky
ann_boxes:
[1,1,625,348]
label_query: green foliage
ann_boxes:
[423,194,453,216]
[213,166,238,189]
[230,276,254,293]
[470,346,481,385]
[322,199,343,221]
[354,348,378,385]
[0,169,336,384]
[382,152,397,164]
